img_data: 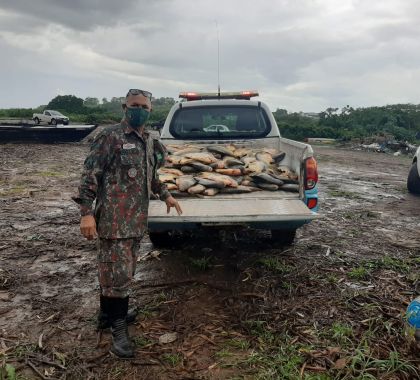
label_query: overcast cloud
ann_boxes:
[0,0,419,111]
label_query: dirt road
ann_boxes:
[0,142,419,379]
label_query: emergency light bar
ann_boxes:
[179,91,259,101]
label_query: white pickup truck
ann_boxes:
[33,110,69,125]
[148,91,319,246]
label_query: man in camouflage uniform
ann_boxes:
[73,89,182,358]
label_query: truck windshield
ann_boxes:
[169,106,270,139]
[50,111,64,116]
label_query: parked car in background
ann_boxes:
[407,146,420,194]
[33,110,69,125]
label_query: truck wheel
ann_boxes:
[34,117,40,125]
[407,162,420,194]
[270,229,296,246]
[149,231,174,248]
[51,119,57,125]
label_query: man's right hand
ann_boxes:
[80,215,98,240]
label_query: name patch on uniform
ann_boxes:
[123,143,136,150]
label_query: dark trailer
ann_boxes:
[0,124,97,143]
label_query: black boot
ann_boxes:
[109,297,134,358]
[97,295,138,330]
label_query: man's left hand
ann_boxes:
[165,196,183,215]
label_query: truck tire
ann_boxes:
[270,229,296,246]
[149,231,174,248]
[407,162,420,194]
[34,117,40,125]
[51,118,57,125]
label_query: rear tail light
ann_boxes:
[305,157,318,190]
[307,198,318,209]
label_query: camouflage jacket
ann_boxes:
[73,120,170,239]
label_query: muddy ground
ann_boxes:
[0,141,419,380]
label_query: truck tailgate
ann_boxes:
[148,197,317,228]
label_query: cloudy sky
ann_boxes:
[0,0,419,111]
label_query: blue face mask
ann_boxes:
[125,107,150,127]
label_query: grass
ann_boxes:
[224,338,250,350]
[330,322,354,346]
[257,257,293,274]
[345,256,412,282]
[161,353,182,367]
[13,343,38,359]
[0,185,27,197]
[133,336,152,348]
[348,266,371,280]
[0,364,16,380]
[339,348,419,379]
[328,189,363,199]
[188,256,213,271]
[36,171,66,177]
[138,292,169,319]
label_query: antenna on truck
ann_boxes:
[215,20,221,98]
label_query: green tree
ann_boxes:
[47,95,84,113]
[84,97,100,107]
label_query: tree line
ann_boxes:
[274,105,420,142]
[1,95,419,142]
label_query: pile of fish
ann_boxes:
[158,144,299,197]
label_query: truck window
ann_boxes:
[169,106,271,139]
[45,112,51,116]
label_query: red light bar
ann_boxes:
[179,91,259,101]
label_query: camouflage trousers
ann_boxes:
[97,238,142,298]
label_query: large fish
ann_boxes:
[203,188,219,196]
[223,157,244,167]
[158,167,183,176]
[232,176,243,185]
[215,168,242,176]
[210,161,226,169]
[242,156,256,165]
[189,162,213,172]
[180,166,196,173]
[196,178,226,188]
[179,157,196,165]
[273,152,286,163]
[277,166,298,181]
[225,144,237,153]
[279,184,299,192]
[220,186,257,194]
[244,160,266,174]
[159,174,178,183]
[207,145,236,157]
[184,152,218,164]
[170,190,195,198]
[167,156,184,165]
[241,180,258,187]
[250,173,284,186]
[262,148,279,155]
[267,169,298,184]
[233,147,251,158]
[188,184,206,194]
[172,147,203,156]
[198,172,238,187]
[257,183,279,191]
[176,175,196,191]
[256,152,273,165]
